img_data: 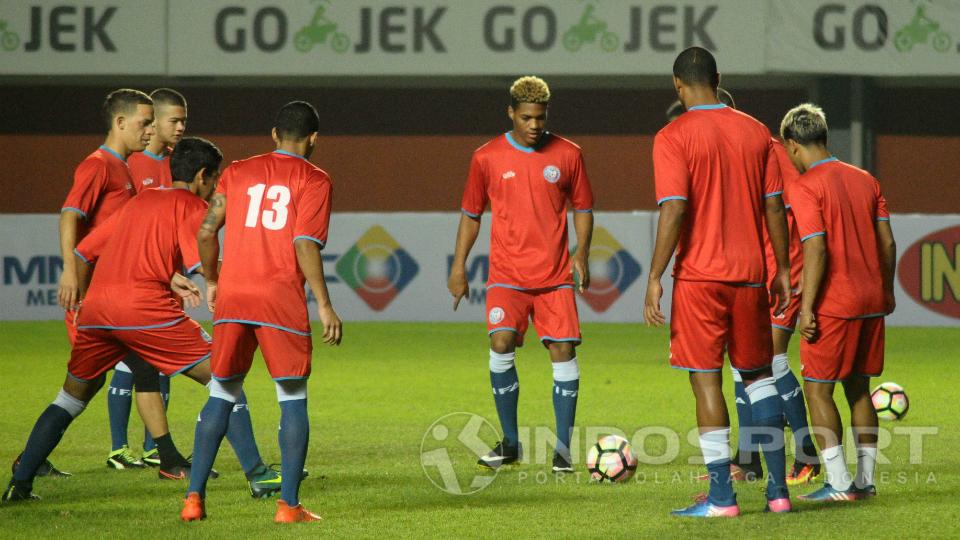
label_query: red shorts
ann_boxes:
[800,315,884,382]
[211,322,312,381]
[670,280,772,372]
[68,318,211,381]
[486,286,581,347]
[770,292,801,332]
[64,309,78,346]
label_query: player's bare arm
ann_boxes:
[876,220,897,314]
[799,235,827,341]
[170,272,202,310]
[295,238,342,345]
[645,199,686,327]
[448,213,481,310]
[197,193,226,312]
[764,194,792,315]
[58,211,82,309]
[571,211,593,293]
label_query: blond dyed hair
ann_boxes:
[780,103,828,146]
[510,76,551,107]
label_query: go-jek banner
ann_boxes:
[1,212,958,326]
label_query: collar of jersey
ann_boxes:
[687,103,727,111]
[142,149,166,161]
[505,131,550,154]
[808,156,839,170]
[99,145,127,163]
[274,149,307,160]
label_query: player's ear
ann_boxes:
[308,132,318,147]
[271,128,281,145]
[507,106,514,122]
[194,167,208,185]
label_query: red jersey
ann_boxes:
[74,188,206,329]
[788,157,890,319]
[653,104,782,284]
[214,151,333,335]
[129,148,173,193]
[460,132,594,289]
[764,139,803,291]
[61,146,135,236]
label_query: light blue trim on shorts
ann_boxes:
[78,317,185,331]
[273,375,310,381]
[772,324,795,333]
[489,327,519,336]
[214,319,311,336]
[804,376,841,383]
[670,365,722,373]
[170,353,211,377]
[539,336,581,344]
[212,373,246,382]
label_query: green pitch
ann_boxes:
[0,322,957,537]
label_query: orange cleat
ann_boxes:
[180,492,206,521]
[274,500,322,523]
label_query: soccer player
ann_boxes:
[107,88,188,469]
[180,101,341,523]
[2,138,277,501]
[448,76,594,473]
[779,104,896,502]
[644,48,793,517]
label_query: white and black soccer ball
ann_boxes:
[872,382,909,421]
[585,435,637,483]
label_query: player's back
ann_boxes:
[216,151,332,333]
[654,105,779,284]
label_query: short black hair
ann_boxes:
[102,88,152,132]
[170,137,222,183]
[149,88,187,109]
[274,101,320,140]
[672,47,718,88]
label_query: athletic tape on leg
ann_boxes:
[489,350,516,373]
[53,389,87,418]
[208,379,242,403]
[276,379,308,402]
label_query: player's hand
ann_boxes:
[571,250,590,293]
[885,290,896,315]
[58,271,80,310]
[798,312,818,342]
[318,304,342,345]
[205,280,218,313]
[448,268,469,311]
[170,273,201,309]
[644,279,666,327]
[770,269,791,316]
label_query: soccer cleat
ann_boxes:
[786,461,822,486]
[159,464,220,481]
[552,452,573,473]
[671,499,740,518]
[2,479,39,503]
[180,492,206,521]
[477,441,522,470]
[798,483,860,502]
[852,484,877,498]
[274,500,322,523]
[248,464,282,499]
[106,446,147,469]
[696,462,762,482]
[765,497,792,513]
[12,454,72,478]
[141,448,161,467]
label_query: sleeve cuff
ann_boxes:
[573,208,593,214]
[461,208,481,219]
[293,235,326,249]
[185,262,202,275]
[876,217,890,222]
[764,191,784,199]
[73,248,92,266]
[800,231,825,242]
[61,207,88,219]
[657,196,687,205]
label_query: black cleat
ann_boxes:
[11,454,72,478]
[552,452,574,473]
[2,479,40,503]
[477,440,522,470]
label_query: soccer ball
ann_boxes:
[871,382,909,421]
[586,435,637,482]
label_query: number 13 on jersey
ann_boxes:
[245,183,291,230]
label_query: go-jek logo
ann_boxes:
[579,227,641,313]
[335,225,419,311]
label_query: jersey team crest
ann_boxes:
[488,307,505,324]
[543,165,561,184]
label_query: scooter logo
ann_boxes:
[336,225,419,311]
[894,4,952,53]
[577,227,641,313]
[563,4,619,52]
[295,1,350,53]
[0,19,20,51]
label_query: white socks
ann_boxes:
[700,428,732,465]
[489,350,516,373]
[552,358,580,382]
[821,444,852,490]
[855,446,878,489]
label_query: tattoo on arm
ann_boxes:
[200,195,225,233]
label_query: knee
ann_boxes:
[489,331,517,355]
[546,341,575,361]
[127,356,162,393]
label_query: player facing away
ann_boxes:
[2,138,278,502]
[448,76,595,473]
[779,104,896,502]
[106,88,189,469]
[644,48,793,517]
[181,101,341,524]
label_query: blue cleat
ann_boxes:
[798,483,860,502]
[671,499,740,518]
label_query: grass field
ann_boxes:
[0,321,957,538]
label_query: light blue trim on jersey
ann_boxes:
[877,217,890,222]
[214,318,311,336]
[273,375,310,381]
[170,353,211,377]
[61,207,88,219]
[487,283,574,291]
[784,204,792,209]
[539,336,582,344]
[736,282,765,288]
[505,132,535,154]
[801,231,825,242]
[687,103,727,111]
[489,327,519,336]
[293,235,326,248]
[772,324,795,333]
[142,149,166,161]
[273,149,306,160]
[73,248,92,266]
[808,156,838,170]
[185,262,201,275]
[461,208,481,219]
[573,208,593,214]
[670,365,722,373]
[657,195,687,205]
[78,317,185,331]
[99,145,127,163]
[765,190,784,199]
